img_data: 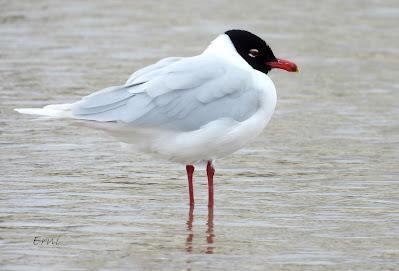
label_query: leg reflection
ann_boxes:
[185,206,215,254]
[206,206,215,254]
[185,206,194,252]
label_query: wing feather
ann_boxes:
[71,55,258,131]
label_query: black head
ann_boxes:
[225,30,298,74]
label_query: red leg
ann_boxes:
[186,165,195,207]
[206,161,215,207]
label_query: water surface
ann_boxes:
[1,1,399,270]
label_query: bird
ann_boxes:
[15,29,298,207]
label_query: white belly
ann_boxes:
[147,73,277,164]
[96,72,277,164]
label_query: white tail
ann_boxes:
[14,103,73,118]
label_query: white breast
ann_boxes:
[89,34,278,164]
[148,71,277,164]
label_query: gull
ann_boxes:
[15,29,298,207]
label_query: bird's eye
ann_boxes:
[248,49,259,58]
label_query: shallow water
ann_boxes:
[1,1,399,270]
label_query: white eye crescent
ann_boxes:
[248,49,259,58]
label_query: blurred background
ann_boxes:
[1,1,398,270]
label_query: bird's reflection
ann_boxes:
[185,206,194,253]
[205,207,215,254]
[185,206,215,254]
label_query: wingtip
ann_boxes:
[14,108,42,115]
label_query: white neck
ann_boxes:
[203,34,252,70]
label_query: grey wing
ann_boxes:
[71,56,184,120]
[72,55,259,131]
[125,57,183,86]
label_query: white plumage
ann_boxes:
[15,34,277,164]
[15,29,300,207]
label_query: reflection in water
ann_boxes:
[185,206,215,254]
[206,207,215,254]
[185,206,194,253]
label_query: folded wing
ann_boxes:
[72,55,259,131]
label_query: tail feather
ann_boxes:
[14,103,73,118]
